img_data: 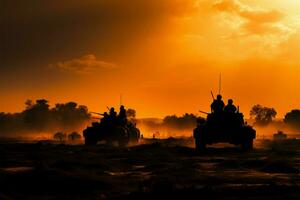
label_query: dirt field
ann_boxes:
[1,138,300,199]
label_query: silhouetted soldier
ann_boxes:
[109,107,117,123]
[224,99,237,113]
[119,105,127,119]
[211,94,225,113]
[118,105,127,125]
[101,112,109,124]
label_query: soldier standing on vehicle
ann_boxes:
[101,112,109,124]
[224,99,237,113]
[211,94,225,113]
[119,105,127,119]
[109,107,117,122]
[118,105,127,125]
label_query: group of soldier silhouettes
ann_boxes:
[99,95,235,124]
[99,96,236,123]
[211,94,237,114]
[100,105,127,126]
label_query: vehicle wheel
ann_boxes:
[241,139,253,150]
[195,138,206,151]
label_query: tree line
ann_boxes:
[0,99,91,136]
[250,104,300,129]
[2,100,300,138]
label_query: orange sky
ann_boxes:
[2,0,300,118]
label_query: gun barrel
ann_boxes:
[199,110,209,115]
[90,112,104,116]
[91,117,101,120]
[211,91,215,100]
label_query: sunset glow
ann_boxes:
[2,0,300,118]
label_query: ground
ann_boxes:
[1,138,300,199]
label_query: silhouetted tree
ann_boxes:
[163,113,198,129]
[53,132,67,142]
[22,99,52,131]
[25,99,34,109]
[284,109,300,130]
[250,104,277,126]
[0,99,91,137]
[68,132,82,141]
[52,102,90,130]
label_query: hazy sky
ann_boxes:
[2,0,300,118]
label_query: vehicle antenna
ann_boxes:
[120,94,123,107]
[219,73,222,95]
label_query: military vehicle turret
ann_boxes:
[83,106,140,146]
[193,97,256,151]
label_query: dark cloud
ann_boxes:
[50,54,116,74]
[1,0,197,71]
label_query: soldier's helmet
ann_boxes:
[228,99,233,104]
[109,107,116,116]
[217,94,222,100]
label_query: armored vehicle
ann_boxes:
[83,107,140,146]
[193,105,256,151]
